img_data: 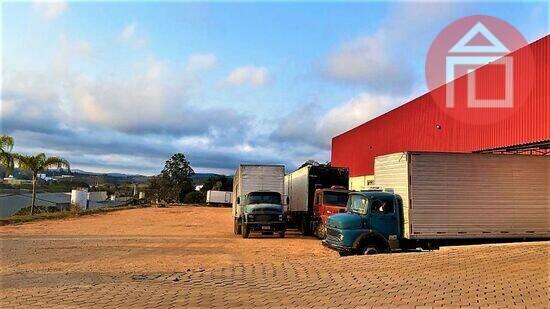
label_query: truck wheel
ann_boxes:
[360,247,379,255]
[315,223,327,239]
[242,223,250,238]
[279,231,285,238]
[234,219,242,235]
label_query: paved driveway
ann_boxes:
[1,241,548,308]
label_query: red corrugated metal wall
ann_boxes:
[331,35,549,177]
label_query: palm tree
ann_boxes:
[0,135,15,176]
[14,153,70,215]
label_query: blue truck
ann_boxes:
[322,190,412,255]
[323,152,550,255]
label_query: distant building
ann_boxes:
[0,192,71,217]
[3,176,32,185]
[0,190,128,217]
[37,174,53,182]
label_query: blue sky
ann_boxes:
[1,1,548,175]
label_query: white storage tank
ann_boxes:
[71,189,88,209]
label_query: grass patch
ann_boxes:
[0,204,151,226]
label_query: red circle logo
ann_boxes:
[425,15,535,125]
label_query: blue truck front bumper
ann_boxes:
[322,239,355,253]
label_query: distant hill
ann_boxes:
[191,173,232,185]
[1,167,229,186]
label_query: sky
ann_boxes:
[1,0,548,175]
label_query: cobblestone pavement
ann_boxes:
[1,241,548,308]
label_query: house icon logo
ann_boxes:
[425,15,534,125]
[445,22,513,108]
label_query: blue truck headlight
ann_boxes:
[279,215,283,221]
[247,214,254,221]
[338,233,344,241]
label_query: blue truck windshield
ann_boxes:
[347,194,367,214]
[247,192,282,205]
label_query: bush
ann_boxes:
[14,205,61,216]
[183,191,205,204]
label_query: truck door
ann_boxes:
[313,191,321,218]
[367,197,399,238]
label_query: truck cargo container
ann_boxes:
[232,165,286,238]
[206,190,232,205]
[284,164,349,237]
[323,152,550,255]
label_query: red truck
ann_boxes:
[284,163,349,238]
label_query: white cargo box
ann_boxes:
[375,152,550,240]
[232,165,285,218]
[206,190,232,204]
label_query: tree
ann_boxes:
[200,175,233,193]
[183,191,205,204]
[14,153,70,215]
[158,153,195,203]
[146,175,169,203]
[0,135,15,176]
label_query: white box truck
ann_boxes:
[323,152,550,255]
[284,164,349,237]
[232,164,286,238]
[206,190,232,205]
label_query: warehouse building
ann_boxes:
[332,35,549,190]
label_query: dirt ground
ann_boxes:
[0,206,336,274]
[1,206,548,307]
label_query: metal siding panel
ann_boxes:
[332,36,550,177]
[284,166,310,213]
[408,153,550,239]
[241,165,285,196]
[349,175,374,191]
[374,153,411,238]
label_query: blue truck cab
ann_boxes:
[322,191,403,255]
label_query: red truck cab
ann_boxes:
[312,186,349,239]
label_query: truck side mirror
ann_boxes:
[236,197,241,204]
[286,196,290,205]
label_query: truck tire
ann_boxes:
[360,247,379,255]
[242,222,250,238]
[354,232,390,255]
[234,218,242,235]
[315,222,327,239]
[278,231,285,238]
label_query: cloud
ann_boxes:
[33,1,68,19]
[325,32,415,94]
[1,36,272,175]
[226,66,270,87]
[271,93,402,149]
[119,22,148,49]
[323,2,457,94]
[318,93,400,141]
[186,53,218,72]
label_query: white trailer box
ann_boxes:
[375,152,550,240]
[206,190,232,204]
[232,165,285,218]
